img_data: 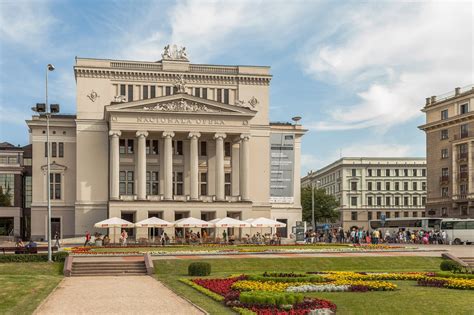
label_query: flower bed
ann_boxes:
[418,277,474,290]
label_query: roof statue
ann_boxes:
[173,74,187,93]
[162,44,189,61]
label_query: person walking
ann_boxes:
[84,231,91,246]
[54,231,61,249]
[120,229,128,246]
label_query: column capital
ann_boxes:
[162,131,175,138]
[188,132,201,139]
[109,130,122,137]
[214,132,227,140]
[136,130,149,138]
[240,133,250,141]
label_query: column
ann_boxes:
[162,131,175,200]
[109,130,121,200]
[469,141,473,196]
[239,134,250,201]
[136,131,148,200]
[188,132,201,200]
[214,133,226,201]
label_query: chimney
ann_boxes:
[455,87,461,96]
[425,97,431,106]
[431,95,437,103]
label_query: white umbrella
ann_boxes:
[213,217,251,228]
[135,217,174,243]
[94,217,134,244]
[173,217,215,228]
[250,217,286,228]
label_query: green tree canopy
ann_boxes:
[301,186,339,225]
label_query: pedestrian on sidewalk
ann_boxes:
[84,231,91,246]
[120,229,128,246]
[54,231,61,249]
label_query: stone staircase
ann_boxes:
[70,260,148,276]
[458,257,474,272]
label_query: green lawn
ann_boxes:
[154,257,474,315]
[91,243,351,253]
[0,262,63,314]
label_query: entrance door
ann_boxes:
[276,219,288,238]
[51,218,61,239]
[121,212,135,237]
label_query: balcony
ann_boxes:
[453,194,468,202]
[458,152,468,160]
[439,176,450,184]
[459,172,469,181]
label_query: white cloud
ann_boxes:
[341,143,416,158]
[301,153,321,174]
[303,2,473,131]
[0,1,55,47]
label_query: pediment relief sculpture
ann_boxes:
[143,99,221,113]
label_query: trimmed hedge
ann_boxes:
[435,271,474,279]
[0,251,68,263]
[239,291,304,306]
[188,262,211,276]
[440,260,463,273]
[248,274,325,283]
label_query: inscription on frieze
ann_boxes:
[137,117,225,125]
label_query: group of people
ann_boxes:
[244,232,282,245]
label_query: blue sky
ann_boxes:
[0,0,472,174]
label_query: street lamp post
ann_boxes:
[32,64,58,262]
[311,180,321,231]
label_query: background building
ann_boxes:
[26,46,305,240]
[419,85,473,218]
[0,142,32,240]
[302,157,427,230]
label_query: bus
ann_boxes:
[369,218,443,231]
[440,219,474,245]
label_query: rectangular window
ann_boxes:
[368,182,373,191]
[368,196,373,206]
[202,88,208,99]
[174,141,183,155]
[224,142,231,157]
[119,171,134,195]
[120,84,126,96]
[119,139,126,154]
[127,139,134,154]
[460,103,469,114]
[385,182,390,191]
[413,196,418,206]
[173,172,184,196]
[351,169,356,176]
[404,182,409,191]
[441,109,448,120]
[368,211,373,221]
[404,169,409,176]
[394,211,400,218]
[441,129,449,140]
[223,89,229,104]
[413,182,418,190]
[52,142,57,158]
[441,148,449,159]
[351,212,358,221]
[351,182,357,191]
[460,124,469,138]
[413,211,418,218]
[194,87,201,98]
[395,196,400,206]
[376,211,381,219]
[143,86,148,99]
[386,212,391,219]
[146,140,159,155]
[413,169,417,177]
[377,196,382,206]
[442,167,449,177]
[128,85,133,102]
[24,175,32,208]
[224,173,231,196]
[441,187,449,197]
[395,182,400,190]
[200,141,207,156]
[395,169,400,177]
[422,169,426,177]
[150,86,156,98]
[351,197,357,206]
[146,171,159,195]
[404,196,409,206]
[49,173,61,200]
[58,142,64,157]
[385,196,391,206]
[404,211,409,218]
[165,86,171,96]
[217,88,222,102]
[385,169,390,177]
[376,182,381,190]
[377,169,381,177]
[367,169,373,177]
[200,172,208,196]
[422,197,426,206]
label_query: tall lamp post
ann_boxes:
[31,64,59,262]
[311,180,321,231]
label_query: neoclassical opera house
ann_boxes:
[27,45,306,240]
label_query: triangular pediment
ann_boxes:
[105,93,256,117]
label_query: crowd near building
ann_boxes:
[0,142,32,240]
[419,86,474,218]
[302,158,427,230]
[23,45,305,240]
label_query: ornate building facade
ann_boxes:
[26,46,305,240]
[419,86,474,218]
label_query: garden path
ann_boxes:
[34,276,205,315]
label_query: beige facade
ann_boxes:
[26,47,305,240]
[302,158,427,231]
[419,85,474,218]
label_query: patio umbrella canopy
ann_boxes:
[249,217,286,228]
[173,217,215,228]
[135,217,174,227]
[94,217,135,245]
[213,217,251,228]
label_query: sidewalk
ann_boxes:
[34,276,205,315]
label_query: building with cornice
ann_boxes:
[26,46,306,240]
[419,85,474,218]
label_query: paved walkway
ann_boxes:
[34,276,205,315]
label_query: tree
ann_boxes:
[301,186,339,225]
[0,186,12,206]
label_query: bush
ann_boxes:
[188,262,211,276]
[435,271,474,279]
[440,260,462,273]
[0,251,68,263]
[239,291,303,306]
